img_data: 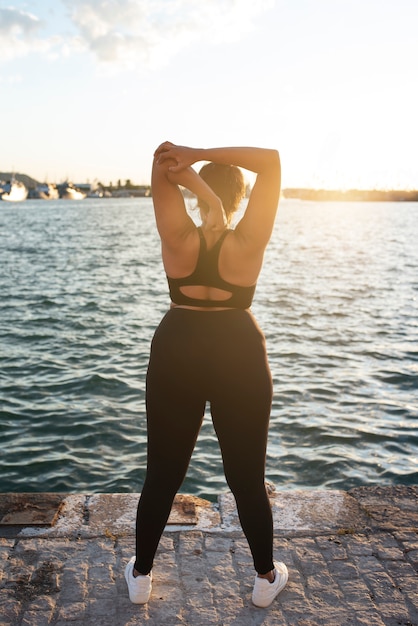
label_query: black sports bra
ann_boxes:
[167,228,256,309]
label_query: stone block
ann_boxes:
[350,485,418,530]
[85,493,220,536]
[18,496,85,539]
[219,489,369,534]
[0,494,65,527]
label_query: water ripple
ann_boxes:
[1,199,417,499]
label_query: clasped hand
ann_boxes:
[154,141,197,172]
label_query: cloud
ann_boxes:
[0,6,39,34]
[0,0,274,69]
[0,6,60,61]
[62,0,275,69]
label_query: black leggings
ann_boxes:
[135,308,274,575]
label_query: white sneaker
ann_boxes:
[252,561,288,608]
[124,556,152,604]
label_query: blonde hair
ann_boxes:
[197,163,245,225]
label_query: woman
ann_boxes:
[125,142,288,608]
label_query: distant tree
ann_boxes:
[125,179,132,188]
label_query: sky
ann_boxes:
[1,0,417,190]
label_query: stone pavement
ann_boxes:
[0,485,417,626]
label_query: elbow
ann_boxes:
[258,148,280,172]
[263,149,281,178]
[269,149,281,171]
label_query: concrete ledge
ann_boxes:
[1,485,416,539]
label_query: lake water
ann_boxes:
[1,198,417,500]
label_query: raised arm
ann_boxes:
[151,146,226,251]
[156,142,281,249]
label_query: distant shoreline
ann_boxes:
[2,171,418,203]
[283,188,418,202]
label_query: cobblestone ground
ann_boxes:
[0,486,417,625]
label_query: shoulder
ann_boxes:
[161,225,201,277]
[219,228,265,285]
[224,226,267,257]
